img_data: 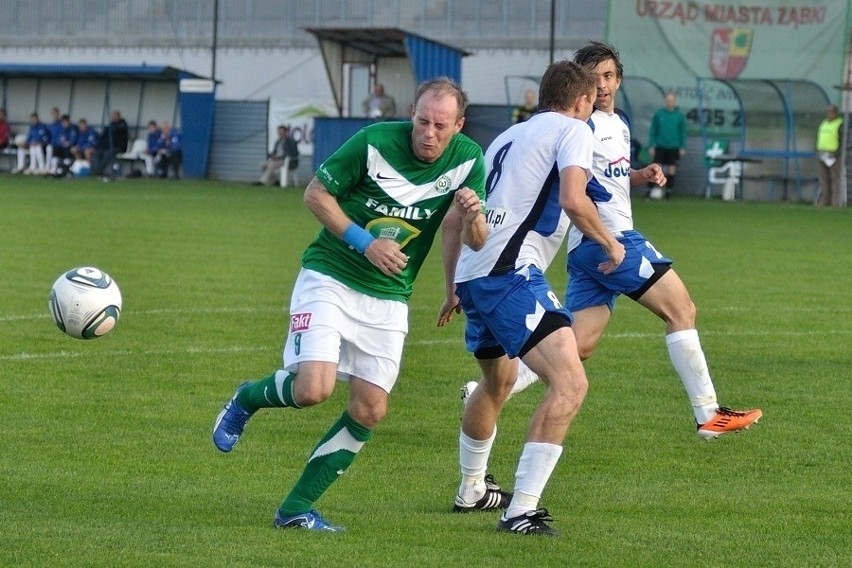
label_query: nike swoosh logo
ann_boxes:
[376,172,394,180]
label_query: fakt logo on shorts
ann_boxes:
[291,312,312,332]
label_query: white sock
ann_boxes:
[666,329,719,424]
[504,442,563,519]
[457,428,496,503]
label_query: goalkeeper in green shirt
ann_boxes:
[648,91,687,198]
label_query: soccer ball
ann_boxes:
[48,267,122,339]
[648,185,665,200]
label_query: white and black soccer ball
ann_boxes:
[648,185,665,200]
[48,267,122,339]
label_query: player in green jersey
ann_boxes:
[212,77,488,532]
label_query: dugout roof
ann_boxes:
[0,64,209,81]
[305,27,471,116]
[0,63,216,178]
[307,27,473,171]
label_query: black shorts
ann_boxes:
[654,147,681,165]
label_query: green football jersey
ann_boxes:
[303,121,486,302]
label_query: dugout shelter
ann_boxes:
[306,27,471,169]
[696,78,830,202]
[0,64,216,178]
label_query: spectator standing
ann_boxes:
[155,121,181,179]
[648,92,687,198]
[511,89,538,124]
[14,112,49,174]
[815,104,843,207]
[92,110,129,178]
[255,124,299,186]
[362,83,397,119]
[141,120,162,176]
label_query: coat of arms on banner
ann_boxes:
[709,28,753,79]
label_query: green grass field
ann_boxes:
[1,176,849,567]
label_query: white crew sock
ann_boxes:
[665,329,719,424]
[504,442,563,519]
[457,428,496,503]
[16,147,28,171]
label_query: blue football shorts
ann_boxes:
[566,230,672,312]
[456,265,573,359]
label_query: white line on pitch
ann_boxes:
[2,328,848,362]
[1,345,272,361]
[3,302,851,323]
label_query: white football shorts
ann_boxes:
[282,268,408,393]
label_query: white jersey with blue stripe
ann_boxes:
[566,108,635,253]
[455,111,593,282]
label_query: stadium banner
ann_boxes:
[607,0,850,135]
[268,97,338,157]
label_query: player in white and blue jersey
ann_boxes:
[570,41,761,438]
[467,42,762,440]
[438,60,624,536]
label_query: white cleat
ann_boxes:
[460,380,479,406]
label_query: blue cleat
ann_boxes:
[212,381,253,452]
[273,509,345,532]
